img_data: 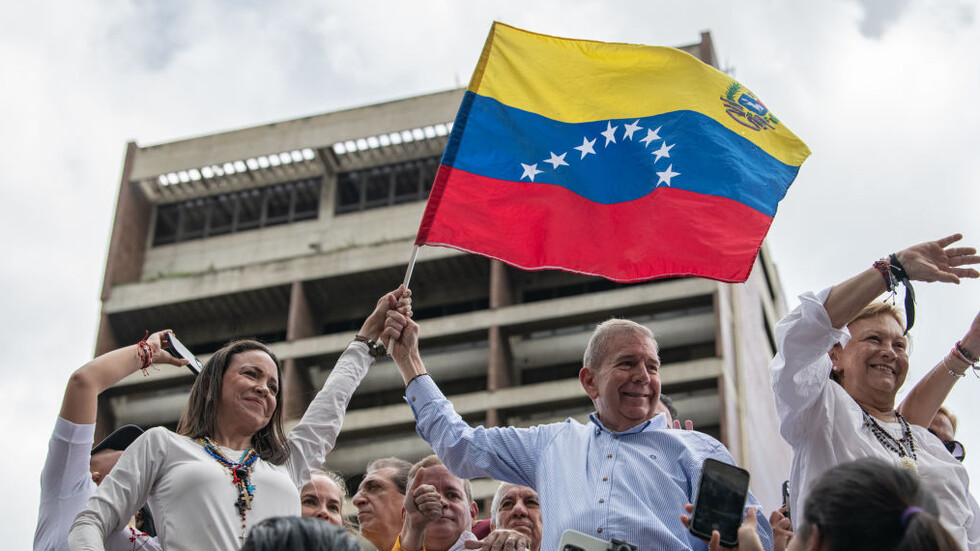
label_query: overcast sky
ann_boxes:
[2,0,979,547]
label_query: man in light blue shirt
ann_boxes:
[384,314,773,551]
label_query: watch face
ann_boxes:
[370,340,387,358]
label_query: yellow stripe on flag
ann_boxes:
[468,22,810,167]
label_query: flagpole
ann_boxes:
[402,245,420,289]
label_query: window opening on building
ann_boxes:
[152,177,322,246]
[335,156,439,214]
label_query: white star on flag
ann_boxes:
[656,164,680,186]
[652,141,674,163]
[622,120,641,140]
[544,152,569,169]
[600,122,618,146]
[639,127,662,147]
[521,163,544,181]
[574,137,597,159]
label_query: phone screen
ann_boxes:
[689,458,750,547]
[164,333,204,375]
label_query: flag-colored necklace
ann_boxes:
[862,410,918,475]
[200,437,259,543]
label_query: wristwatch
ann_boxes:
[354,335,387,358]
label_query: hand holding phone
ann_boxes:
[781,480,791,520]
[163,333,204,375]
[687,458,751,547]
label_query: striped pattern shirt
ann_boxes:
[406,375,772,551]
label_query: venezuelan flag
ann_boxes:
[416,22,810,283]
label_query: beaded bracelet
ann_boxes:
[873,255,915,335]
[873,259,897,292]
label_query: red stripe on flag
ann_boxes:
[416,166,773,283]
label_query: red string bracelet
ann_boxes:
[136,331,152,376]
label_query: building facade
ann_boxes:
[94,31,793,524]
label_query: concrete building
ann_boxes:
[94,31,792,525]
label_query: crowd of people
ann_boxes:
[34,234,980,551]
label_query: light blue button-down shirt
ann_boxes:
[406,375,772,551]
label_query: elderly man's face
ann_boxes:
[580,330,661,432]
[353,467,404,544]
[493,484,542,551]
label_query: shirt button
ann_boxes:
[602,477,608,482]
[613,435,618,439]
[411,396,416,402]
[599,499,605,504]
[597,528,603,534]
[606,454,612,458]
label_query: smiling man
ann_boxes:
[383,316,773,551]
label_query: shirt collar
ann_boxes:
[588,412,666,435]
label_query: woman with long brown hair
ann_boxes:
[70,287,410,550]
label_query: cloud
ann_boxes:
[850,0,912,39]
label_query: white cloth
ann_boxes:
[448,531,477,551]
[770,288,977,550]
[34,417,160,551]
[69,342,372,551]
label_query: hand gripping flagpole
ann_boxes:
[402,245,420,289]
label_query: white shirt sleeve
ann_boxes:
[769,287,848,445]
[69,428,167,551]
[35,418,96,551]
[286,342,371,488]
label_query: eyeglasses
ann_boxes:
[928,429,965,462]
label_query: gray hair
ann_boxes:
[583,319,656,369]
[489,482,511,526]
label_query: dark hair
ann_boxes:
[176,339,289,464]
[366,457,413,495]
[799,458,961,551]
[241,516,360,551]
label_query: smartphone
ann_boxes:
[557,530,636,551]
[689,458,751,547]
[781,480,791,520]
[164,333,204,375]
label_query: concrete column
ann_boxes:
[284,281,317,420]
[486,261,513,427]
[95,142,149,357]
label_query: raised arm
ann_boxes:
[383,301,426,385]
[287,286,412,486]
[824,234,979,329]
[396,467,442,551]
[60,330,188,424]
[899,311,980,426]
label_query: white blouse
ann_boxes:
[769,288,977,550]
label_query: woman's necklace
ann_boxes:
[861,409,918,475]
[200,437,259,543]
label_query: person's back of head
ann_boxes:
[240,516,360,551]
[797,458,961,551]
